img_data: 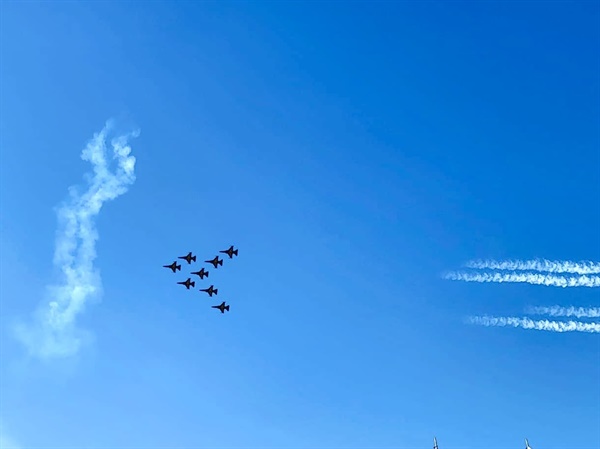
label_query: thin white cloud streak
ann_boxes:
[525,305,600,318]
[443,271,600,287]
[467,315,600,333]
[13,120,138,359]
[464,258,600,275]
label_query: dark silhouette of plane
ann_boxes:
[212,301,230,313]
[177,278,195,289]
[178,252,196,264]
[219,245,239,259]
[163,261,181,273]
[205,256,223,268]
[191,267,209,279]
[200,284,218,296]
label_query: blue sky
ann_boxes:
[1,1,599,448]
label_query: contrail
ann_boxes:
[443,271,600,287]
[524,305,600,318]
[466,315,600,333]
[13,120,138,359]
[464,258,600,275]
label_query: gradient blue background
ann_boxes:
[1,1,599,448]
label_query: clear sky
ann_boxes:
[1,1,599,448]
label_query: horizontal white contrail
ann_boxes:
[14,120,138,359]
[464,258,600,275]
[443,271,600,287]
[467,315,600,333]
[524,305,600,318]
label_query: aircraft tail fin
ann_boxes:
[225,305,230,311]
[191,281,195,288]
[233,249,238,256]
[218,259,223,266]
[214,288,218,295]
[206,271,209,278]
[192,255,197,262]
[176,265,181,271]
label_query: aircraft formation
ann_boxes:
[432,437,533,449]
[162,245,239,314]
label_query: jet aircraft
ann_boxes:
[525,439,532,449]
[179,252,197,264]
[205,256,223,268]
[219,245,239,259]
[163,261,181,273]
[191,267,209,279]
[177,278,195,289]
[200,285,218,296]
[212,301,230,313]
[433,437,438,449]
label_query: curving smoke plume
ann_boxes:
[13,120,138,359]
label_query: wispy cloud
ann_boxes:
[466,315,600,333]
[524,305,600,318]
[443,271,600,287]
[13,120,138,359]
[0,420,21,449]
[464,258,600,275]
[0,434,20,449]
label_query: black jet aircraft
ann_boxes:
[219,245,239,259]
[191,267,209,279]
[205,256,223,268]
[178,252,197,264]
[177,278,195,289]
[163,261,181,273]
[200,284,218,297]
[212,301,230,313]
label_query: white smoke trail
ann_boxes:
[524,305,600,318]
[13,120,138,359]
[464,258,600,275]
[466,315,600,333]
[443,271,600,287]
